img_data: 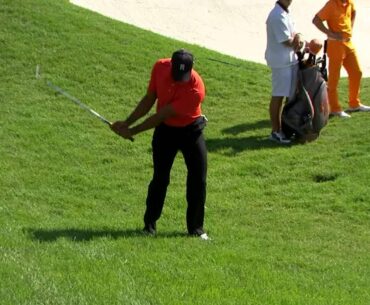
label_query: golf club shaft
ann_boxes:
[205,57,241,68]
[47,81,111,125]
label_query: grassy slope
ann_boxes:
[1,1,369,304]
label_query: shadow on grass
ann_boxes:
[206,119,295,154]
[26,228,187,242]
[206,135,292,154]
[221,120,271,136]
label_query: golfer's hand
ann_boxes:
[110,121,134,142]
[292,33,304,52]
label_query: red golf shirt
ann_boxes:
[148,58,205,127]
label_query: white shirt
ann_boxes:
[265,3,298,68]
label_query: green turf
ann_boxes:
[1,1,369,304]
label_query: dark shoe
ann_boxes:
[269,131,291,144]
[143,223,156,235]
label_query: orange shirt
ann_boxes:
[148,58,205,127]
[316,0,355,39]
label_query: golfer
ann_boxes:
[313,0,370,117]
[265,0,304,144]
[111,49,209,240]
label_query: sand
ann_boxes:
[70,0,370,77]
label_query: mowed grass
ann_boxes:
[1,1,370,304]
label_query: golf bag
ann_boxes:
[282,41,329,142]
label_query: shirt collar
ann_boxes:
[277,1,289,13]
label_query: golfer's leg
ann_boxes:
[144,126,177,226]
[269,96,284,132]
[270,67,292,133]
[343,48,362,108]
[327,42,344,112]
[182,132,207,234]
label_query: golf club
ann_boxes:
[47,81,112,126]
[204,57,242,68]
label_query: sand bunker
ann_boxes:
[70,0,370,77]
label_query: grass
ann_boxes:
[1,0,370,304]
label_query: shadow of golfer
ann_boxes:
[26,228,187,242]
[206,136,286,155]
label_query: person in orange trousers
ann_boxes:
[313,0,370,118]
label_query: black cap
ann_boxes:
[171,49,194,82]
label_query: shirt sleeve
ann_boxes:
[316,1,332,21]
[147,61,159,94]
[270,16,291,44]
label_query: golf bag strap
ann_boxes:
[323,39,328,54]
[298,70,315,118]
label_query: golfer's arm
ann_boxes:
[125,91,156,126]
[129,104,176,136]
[351,10,356,28]
[282,33,302,49]
[312,15,330,36]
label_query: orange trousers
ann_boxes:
[327,40,363,112]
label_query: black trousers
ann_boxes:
[144,119,207,234]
